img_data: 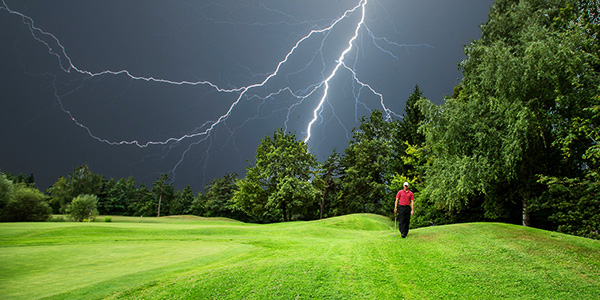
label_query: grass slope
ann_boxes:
[0,214,598,299]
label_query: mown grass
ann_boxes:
[0,214,598,299]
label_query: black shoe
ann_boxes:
[401,234,406,238]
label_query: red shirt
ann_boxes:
[396,189,414,206]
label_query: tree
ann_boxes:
[233,129,320,222]
[169,185,196,216]
[234,166,270,222]
[202,173,240,219]
[46,176,72,213]
[102,177,136,215]
[319,149,344,218]
[68,165,104,199]
[391,85,428,180]
[175,185,196,215]
[97,177,114,214]
[340,110,393,215]
[46,165,104,213]
[152,174,174,217]
[533,87,600,238]
[66,194,99,222]
[420,0,599,227]
[0,174,13,210]
[5,172,35,188]
[398,85,426,146]
[188,192,206,216]
[269,176,321,221]
[129,183,155,217]
[536,175,600,239]
[2,184,52,222]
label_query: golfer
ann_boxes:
[394,182,414,238]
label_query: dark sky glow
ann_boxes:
[0,0,494,191]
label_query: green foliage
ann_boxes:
[387,86,427,178]
[49,216,65,222]
[46,165,104,213]
[200,173,241,219]
[2,184,52,222]
[341,110,393,215]
[398,85,426,147]
[535,175,600,239]
[2,174,52,222]
[555,98,600,175]
[129,183,156,217]
[4,172,35,188]
[268,176,321,221]
[102,176,136,215]
[399,142,432,186]
[535,92,600,238]
[420,0,600,228]
[389,174,417,198]
[318,149,344,218]
[46,176,71,213]
[152,174,174,217]
[233,129,320,222]
[104,216,112,222]
[234,168,271,222]
[188,193,206,216]
[171,185,196,215]
[67,194,99,222]
[0,174,13,210]
[68,165,104,200]
[338,90,428,219]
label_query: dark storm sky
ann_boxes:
[0,0,494,192]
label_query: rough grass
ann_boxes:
[0,214,598,299]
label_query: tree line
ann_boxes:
[0,0,598,239]
[0,100,423,224]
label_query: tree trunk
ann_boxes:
[157,178,164,218]
[282,202,288,222]
[320,190,325,219]
[522,196,530,227]
[157,193,162,218]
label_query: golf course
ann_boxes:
[1,214,599,299]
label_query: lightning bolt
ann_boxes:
[1,0,431,184]
[305,0,385,143]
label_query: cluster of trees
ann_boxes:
[232,102,426,223]
[42,165,196,218]
[0,93,426,223]
[416,0,599,238]
[0,165,240,221]
[1,0,597,239]
[0,173,51,222]
[204,0,600,239]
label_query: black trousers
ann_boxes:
[397,205,411,237]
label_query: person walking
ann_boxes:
[394,182,414,238]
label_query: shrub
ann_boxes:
[66,194,99,222]
[104,216,112,222]
[2,185,52,222]
[49,216,65,222]
[0,174,13,210]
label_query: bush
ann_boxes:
[2,185,52,222]
[0,174,13,209]
[104,216,112,222]
[66,194,99,222]
[49,216,66,222]
[535,176,600,240]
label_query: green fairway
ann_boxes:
[0,214,599,299]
